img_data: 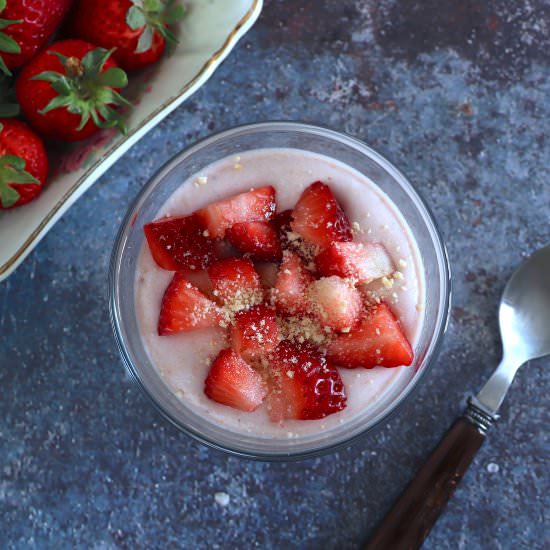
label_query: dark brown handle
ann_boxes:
[365,417,486,550]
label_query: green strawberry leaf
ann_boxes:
[0,182,20,207]
[81,47,112,76]
[136,26,154,53]
[98,67,128,88]
[0,54,10,76]
[0,154,40,208]
[163,4,185,24]
[126,6,147,30]
[143,0,163,11]
[0,31,21,54]
[32,70,65,83]
[3,166,40,184]
[0,154,25,170]
[0,0,6,12]
[0,18,22,30]
[39,94,72,114]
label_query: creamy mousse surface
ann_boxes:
[135,148,425,438]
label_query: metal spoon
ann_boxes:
[365,244,550,550]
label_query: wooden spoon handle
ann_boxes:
[365,402,495,550]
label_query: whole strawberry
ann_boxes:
[0,0,72,75]
[66,0,186,72]
[16,40,130,142]
[0,118,48,209]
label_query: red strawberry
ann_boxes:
[231,304,278,360]
[267,341,347,421]
[327,303,414,369]
[16,40,130,142]
[291,182,352,249]
[226,221,282,261]
[308,276,362,332]
[196,186,277,239]
[158,272,223,335]
[204,349,267,412]
[0,0,72,75]
[255,261,279,289]
[207,258,263,311]
[144,213,217,271]
[273,209,293,248]
[316,241,394,283]
[65,0,186,72]
[0,119,48,209]
[273,251,313,316]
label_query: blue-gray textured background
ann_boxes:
[1,1,549,548]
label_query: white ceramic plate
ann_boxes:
[0,0,262,282]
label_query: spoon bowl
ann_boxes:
[499,245,550,364]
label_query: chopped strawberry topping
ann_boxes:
[207,257,263,311]
[204,349,267,412]
[316,241,394,283]
[144,214,217,271]
[226,220,282,261]
[255,261,279,289]
[273,251,314,315]
[231,304,278,360]
[158,272,223,335]
[327,303,413,368]
[291,182,352,248]
[308,276,362,331]
[267,341,347,421]
[273,209,293,248]
[196,186,277,238]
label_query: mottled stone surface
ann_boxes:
[1,1,549,548]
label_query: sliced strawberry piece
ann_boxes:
[316,241,394,283]
[267,341,347,421]
[204,349,267,412]
[290,182,352,248]
[196,186,277,239]
[226,221,282,261]
[327,303,413,368]
[273,209,293,249]
[231,305,278,360]
[158,272,223,335]
[144,214,216,271]
[273,251,314,316]
[255,261,279,289]
[207,258,263,311]
[308,276,362,331]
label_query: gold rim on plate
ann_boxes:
[0,0,261,278]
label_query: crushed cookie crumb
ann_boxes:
[393,270,404,280]
[381,276,393,289]
[398,259,407,269]
[277,315,332,348]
